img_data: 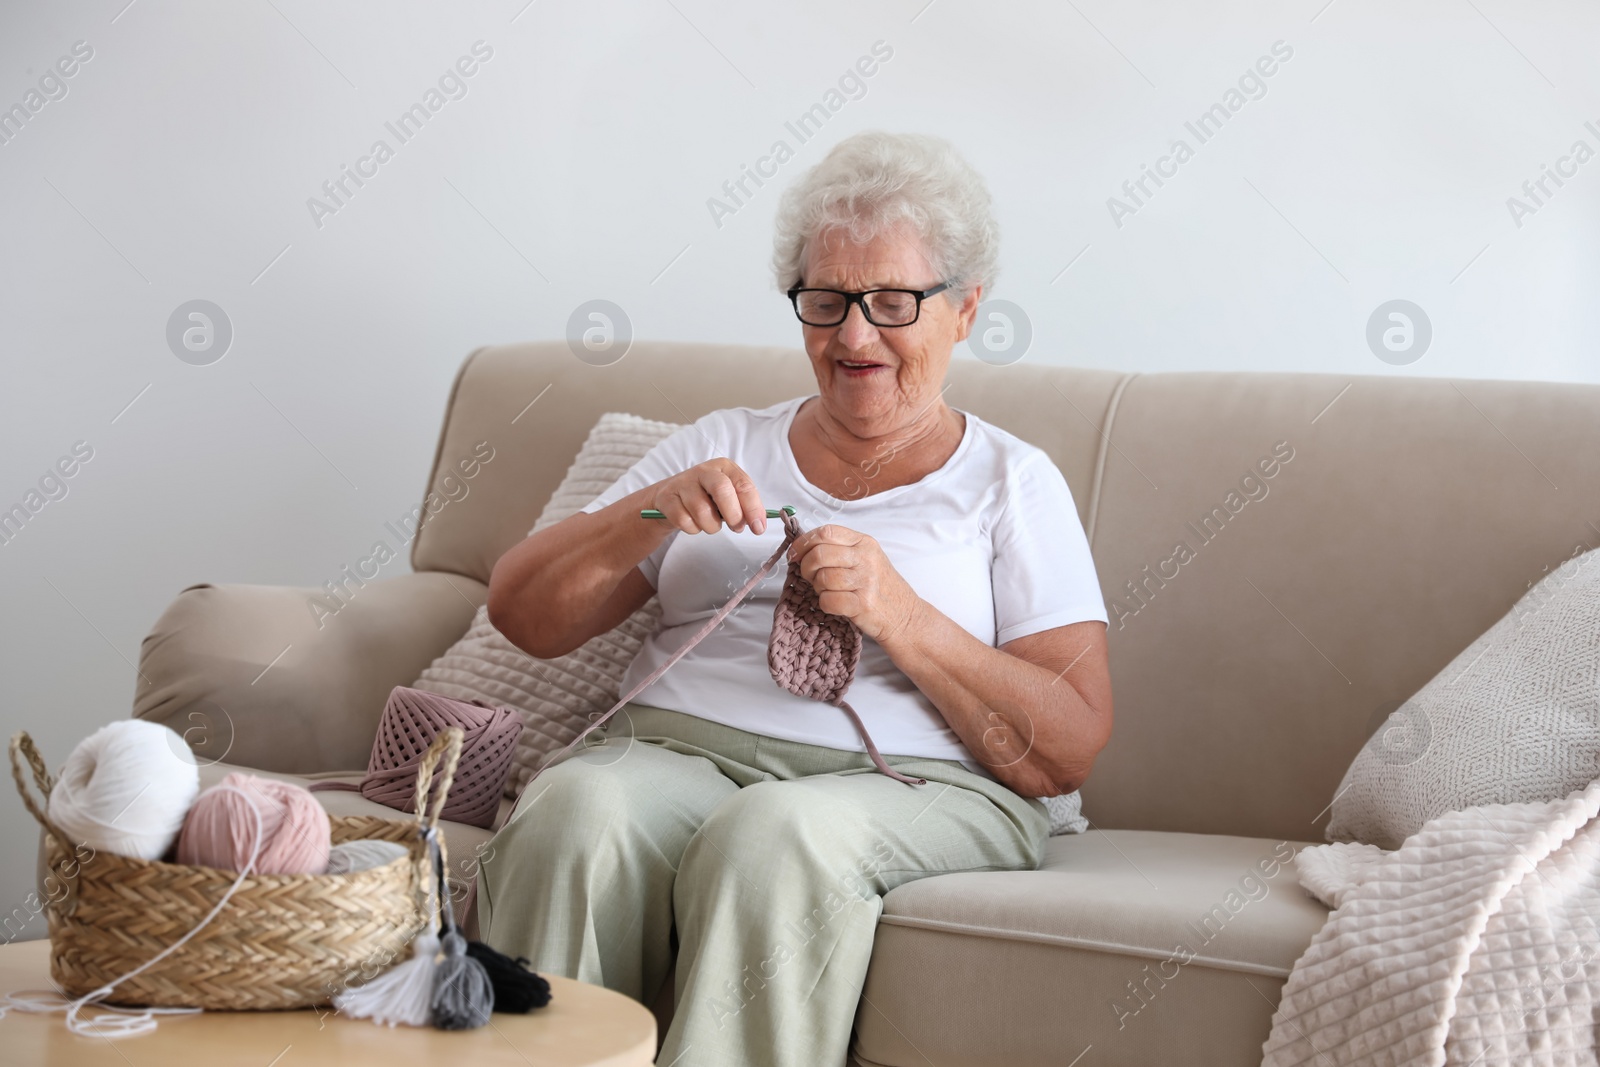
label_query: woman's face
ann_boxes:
[798,224,981,439]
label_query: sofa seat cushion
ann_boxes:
[851,830,1330,1067]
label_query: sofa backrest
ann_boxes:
[416,342,1600,841]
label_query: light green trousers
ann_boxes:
[477,703,1050,1067]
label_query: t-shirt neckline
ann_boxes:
[781,393,975,509]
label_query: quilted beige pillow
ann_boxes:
[411,412,681,798]
[1326,545,1600,849]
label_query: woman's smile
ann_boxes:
[835,357,888,377]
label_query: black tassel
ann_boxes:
[465,939,553,1012]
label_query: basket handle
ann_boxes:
[9,731,72,853]
[411,726,463,834]
[409,728,463,927]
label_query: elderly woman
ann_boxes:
[479,130,1112,1067]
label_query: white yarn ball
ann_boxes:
[324,839,409,875]
[48,720,201,861]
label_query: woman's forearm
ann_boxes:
[877,601,1109,798]
[487,485,670,657]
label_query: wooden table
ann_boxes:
[0,939,657,1065]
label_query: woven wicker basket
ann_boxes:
[9,727,464,1011]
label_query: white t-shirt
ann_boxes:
[578,394,1107,776]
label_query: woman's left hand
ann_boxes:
[786,524,922,646]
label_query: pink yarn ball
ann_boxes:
[177,773,331,875]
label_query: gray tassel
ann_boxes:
[422,829,495,1030]
[431,930,494,1030]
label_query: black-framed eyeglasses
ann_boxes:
[787,282,950,328]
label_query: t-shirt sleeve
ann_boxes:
[577,422,712,589]
[991,450,1108,644]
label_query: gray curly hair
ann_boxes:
[771,130,1000,303]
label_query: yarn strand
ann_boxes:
[1,784,267,1038]
[518,522,800,788]
[517,510,919,797]
[833,699,927,786]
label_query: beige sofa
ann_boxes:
[126,341,1600,1066]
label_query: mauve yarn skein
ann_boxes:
[309,689,522,830]
[47,720,200,861]
[177,773,332,875]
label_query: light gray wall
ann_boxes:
[2,0,1595,937]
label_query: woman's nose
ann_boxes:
[837,301,879,349]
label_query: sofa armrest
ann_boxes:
[133,572,487,774]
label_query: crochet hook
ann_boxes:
[639,506,795,519]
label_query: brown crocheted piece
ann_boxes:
[766,511,927,785]
[508,509,928,794]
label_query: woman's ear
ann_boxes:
[952,283,984,344]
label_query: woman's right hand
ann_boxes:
[645,458,767,535]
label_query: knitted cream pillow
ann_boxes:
[411,412,677,799]
[1326,545,1600,849]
